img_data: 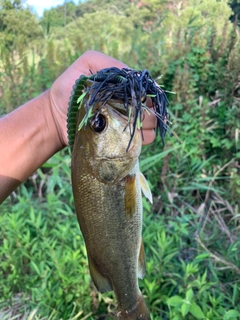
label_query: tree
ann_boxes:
[40,1,77,30]
[0,0,42,50]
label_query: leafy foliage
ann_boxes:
[0,0,240,319]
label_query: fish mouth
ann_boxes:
[106,104,130,124]
[108,101,128,117]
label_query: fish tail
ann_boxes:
[117,294,151,320]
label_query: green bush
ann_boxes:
[0,0,240,319]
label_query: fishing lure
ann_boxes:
[67,67,169,152]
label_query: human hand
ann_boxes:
[49,50,157,148]
[0,51,157,203]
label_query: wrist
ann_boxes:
[1,91,64,178]
[44,89,66,151]
[49,82,69,148]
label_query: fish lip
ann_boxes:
[127,142,140,153]
[107,102,128,117]
[107,104,130,122]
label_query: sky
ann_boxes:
[26,0,72,17]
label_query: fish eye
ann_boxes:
[90,114,107,133]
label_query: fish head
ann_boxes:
[74,101,142,184]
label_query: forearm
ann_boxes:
[0,50,158,204]
[0,90,63,203]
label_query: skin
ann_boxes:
[0,50,157,204]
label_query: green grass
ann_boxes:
[1,148,240,320]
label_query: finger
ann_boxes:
[145,96,153,108]
[142,109,157,130]
[81,50,128,74]
[142,129,156,145]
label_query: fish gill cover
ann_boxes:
[67,67,169,152]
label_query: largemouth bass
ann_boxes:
[67,68,168,319]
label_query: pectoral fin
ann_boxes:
[138,239,146,279]
[124,174,137,218]
[139,172,153,204]
[88,255,112,293]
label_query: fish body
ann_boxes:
[68,67,168,319]
[71,102,151,319]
